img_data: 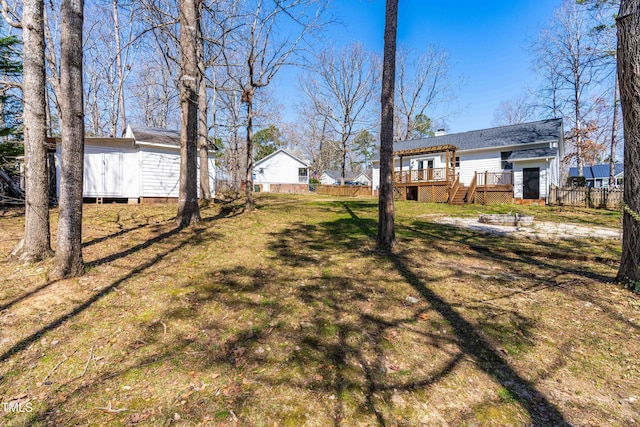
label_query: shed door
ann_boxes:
[523,167,540,199]
[103,152,123,196]
[83,151,123,197]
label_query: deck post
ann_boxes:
[445,150,450,183]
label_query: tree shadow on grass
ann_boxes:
[250,200,571,425]
[0,224,222,365]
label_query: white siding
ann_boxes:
[254,151,307,186]
[319,173,335,185]
[204,155,216,197]
[371,166,380,194]
[457,151,502,186]
[139,147,181,197]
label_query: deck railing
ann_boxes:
[476,171,514,186]
[393,167,451,184]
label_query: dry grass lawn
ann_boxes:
[0,194,638,426]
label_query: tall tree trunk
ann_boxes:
[340,133,347,184]
[113,0,127,136]
[245,92,255,211]
[196,11,211,201]
[176,0,201,227]
[575,84,584,177]
[609,75,620,188]
[616,0,640,284]
[52,0,85,279]
[11,0,53,263]
[377,0,398,252]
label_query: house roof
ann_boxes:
[371,118,563,161]
[569,163,624,179]
[507,147,558,162]
[128,125,219,150]
[254,149,310,167]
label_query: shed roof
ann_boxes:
[129,126,181,146]
[128,126,219,150]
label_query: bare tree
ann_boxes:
[492,93,539,126]
[300,43,379,182]
[5,0,53,262]
[616,0,640,284]
[534,0,608,176]
[222,0,328,211]
[52,0,85,279]
[394,46,457,141]
[377,0,398,252]
[175,0,201,227]
[129,52,180,128]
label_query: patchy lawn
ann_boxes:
[0,194,638,426]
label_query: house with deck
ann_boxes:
[371,118,564,205]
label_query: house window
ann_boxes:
[298,168,308,183]
[501,152,513,170]
[449,157,460,168]
[455,156,460,168]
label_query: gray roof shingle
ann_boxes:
[129,126,219,150]
[507,147,558,161]
[372,118,563,161]
[130,126,180,146]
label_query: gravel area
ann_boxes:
[431,216,621,240]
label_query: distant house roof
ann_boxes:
[128,125,219,150]
[254,149,310,167]
[569,163,624,179]
[321,170,368,181]
[372,118,563,161]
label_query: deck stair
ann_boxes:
[450,186,468,205]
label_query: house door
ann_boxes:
[523,167,540,199]
[427,159,434,180]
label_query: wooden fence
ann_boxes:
[549,186,622,209]
[317,185,372,197]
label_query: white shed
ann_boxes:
[54,126,217,203]
[253,149,310,193]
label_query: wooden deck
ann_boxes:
[393,170,514,205]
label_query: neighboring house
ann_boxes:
[371,118,564,204]
[568,163,623,188]
[53,125,217,203]
[319,170,372,186]
[253,149,310,193]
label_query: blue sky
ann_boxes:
[278,0,564,134]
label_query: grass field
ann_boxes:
[0,194,638,426]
